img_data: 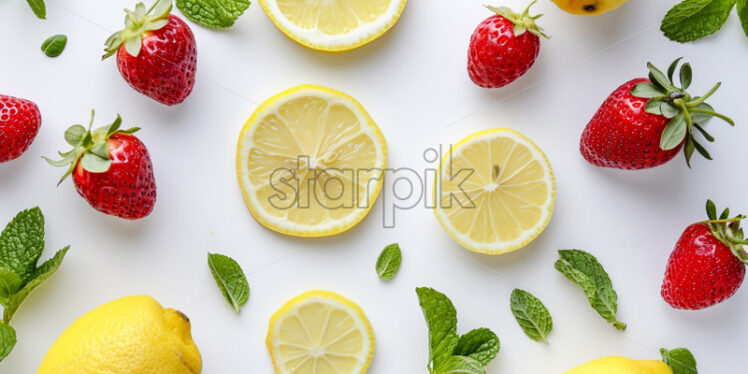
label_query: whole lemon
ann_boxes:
[565,356,672,374]
[551,0,628,15]
[37,295,202,374]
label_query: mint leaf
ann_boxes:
[0,207,45,283]
[438,356,486,374]
[555,250,626,330]
[376,243,402,281]
[26,0,46,19]
[738,0,748,36]
[0,269,22,303]
[662,347,698,374]
[41,34,67,57]
[661,0,737,43]
[416,287,459,373]
[207,252,249,313]
[509,289,553,343]
[3,246,69,323]
[0,322,16,362]
[452,328,499,366]
[176,0,250,29]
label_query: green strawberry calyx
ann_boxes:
[631,58,735,168]
[701,200,748,265]
[43,110,139,185]
[486,0,550,39]
[102,0,172,60]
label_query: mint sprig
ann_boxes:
[375,243,402,281]
[555,250,626,330]
[0,208,69,362]
[509,289,553,343]
[661,0,739,42]
[661,347,698,374]
[630,59,733,167]
[176,0,250,29]
[416,287,499,374]
[208,252,249,313]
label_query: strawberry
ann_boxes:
[661,200,748,310]
[103,0,197,106]
[580,58,734,169]
[45,111,157,220]
[0,95,41,163]
[467,1,549,89]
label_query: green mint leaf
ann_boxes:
[0,322,16,362]
[26,0,46,19]
[176,0,250,29]
[437,356,486,374]
[207,252,249,313]
[509,289,553,343]
[3,246,69,323]
[660,112,688,150]
[41,34,67,57]
[376,243,402,281]
[416,287,459,373]
[0,269,22,303]
[0,207,45,283]
[661,347,698,374]
[554,250,626,330]
[739,0,748,36]
[452,328,499,367]
[661,0,737,43]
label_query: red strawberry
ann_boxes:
[0,95,41,163]
[103,0,197,106]
[661,200,748,310]
[581,58,733,169]
[468,1,549,89]
[45,111,157,220]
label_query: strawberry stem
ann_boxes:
[690,108,735,126]
[687,82,721,106]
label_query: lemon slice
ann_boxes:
[434,128,555,255]
[236,85,387,237]
[258,0,408,52]
[267,290,375,374]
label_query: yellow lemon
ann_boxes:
[37,295,201,374]
[551,0,628,15]
[236,85,387,238]
[267,290,375,374]
[258,0,408,52]
[565,356,672,374]
[434,128,555,255]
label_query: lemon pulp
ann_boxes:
[267,290,375,374]
[434,128,555,254]
[237,85,387,237]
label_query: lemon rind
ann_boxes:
[433,128,555,255]
[257,0,408,52]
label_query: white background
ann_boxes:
[1,0,747,372]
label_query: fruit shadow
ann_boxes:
[461,217,556,270]
[582,162,688,201]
